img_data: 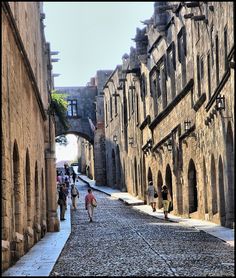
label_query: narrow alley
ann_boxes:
[50,179,234,277]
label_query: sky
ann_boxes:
[56,134,78,163]
[43,2,154,87]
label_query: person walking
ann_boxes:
[71,184,79,210]
[58,185,67,221]
[85,188,97,222]
[161,185,170,219]
[72,170,77,184]
[147,181,157,212]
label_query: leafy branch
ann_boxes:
[49,90,69,130]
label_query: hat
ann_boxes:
[149,181,153,185]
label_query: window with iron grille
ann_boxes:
[67,100,77,117]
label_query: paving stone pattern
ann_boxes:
[50,181,235,277]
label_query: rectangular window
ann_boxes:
[215,35,219,85]
[150,71,157,97]
[200,56,204,81]
[224,26,228,71]
[207,52,211,98]
[177,27,187,87]
[67,100,77,117]
[197,55,201,97]
[136,95,139,125]
[105,103,108,126]
[160,62,167,108]
[150,70,158,116]
[110,96,113,120]
[167,43,176,99]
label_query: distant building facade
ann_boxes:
[55,70,112,184]
[103,2,234,228]
[2,2,59,271]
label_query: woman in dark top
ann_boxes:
[58,184,67,220]
[161,185,170,219]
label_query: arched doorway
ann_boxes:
[24,149,31,253]
[25,150,31,226]
[34,162,40,243]
[122,159,127,192]
[225,122,234,228]
[134,157,138,196]
[148,167,153,183]
[165,165,173,212]
[218,156,226,226]
[116,146,121,190]
[211,155,218,215]
[112,149,116,187]
[165,164,173,201]
[203,157,208,214]
[157,171,163,209]
[188,159,198,214]
[11,141,21,261]
[142,156,147,201]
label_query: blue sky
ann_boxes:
[43,2,154,87]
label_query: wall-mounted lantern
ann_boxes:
[147,139,153,150]
[129,137,134,145]
[113,135,118,143]
[167,138,172,152]
[216,95,225,110]
[184,119,191,132]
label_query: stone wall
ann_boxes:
[103,2,234,228]
[1,2,58,271]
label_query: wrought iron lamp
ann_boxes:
[184,119,191,132]
[216,95,225,110]
[167,138,172,152]
[113,135,118,143]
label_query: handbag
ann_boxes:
[154,191,158,198]
[57,199,64,205]
[168,201,173,213]
[92,199,97,207]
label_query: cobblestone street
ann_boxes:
[50,181,234,277]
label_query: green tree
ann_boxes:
[55,134,68,146]
[49,90,69,130]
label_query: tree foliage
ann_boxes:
[49,90,69,130]
[55,135,68,146]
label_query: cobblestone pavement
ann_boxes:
[50,181,235,277]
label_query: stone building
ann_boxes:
[55,70,112,184]
[103,2,234,228]
[2,2,59,271]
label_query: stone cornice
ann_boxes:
[139,115,151,130]
[2,2,47,121]
[205,69,231,112]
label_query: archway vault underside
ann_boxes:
[55,118,94,143]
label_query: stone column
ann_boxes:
[45,149,60,232]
